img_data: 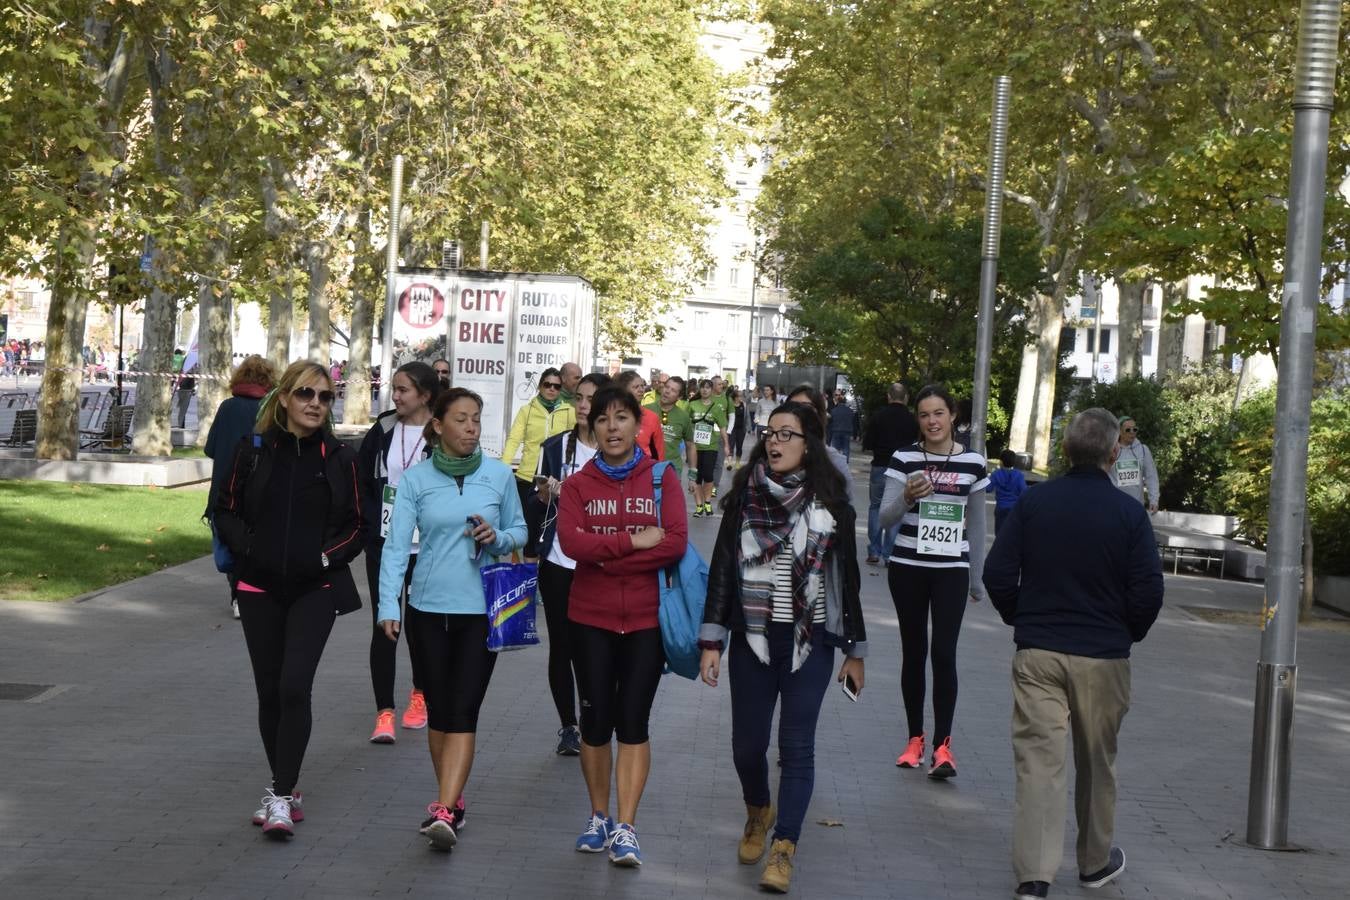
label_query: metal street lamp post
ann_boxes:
[1246,0,1343,851]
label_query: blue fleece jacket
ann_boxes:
[377,455,527,621]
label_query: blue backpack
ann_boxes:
[651,461,709,679]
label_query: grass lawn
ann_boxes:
[0,481,211,601]
[171,446,206,458]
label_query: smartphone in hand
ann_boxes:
[466,515,484,561]
[841,675,860,702]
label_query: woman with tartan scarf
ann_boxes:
[699,402,867,894]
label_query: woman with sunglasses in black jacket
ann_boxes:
[214,360,364,841]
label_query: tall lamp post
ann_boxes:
[1246,0,1343,851]
[744,237,759,385]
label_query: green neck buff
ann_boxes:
[432,445,482,477]
[559,389,576,407]
[537,394,562,412]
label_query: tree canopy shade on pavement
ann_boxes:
[2,1,733,459]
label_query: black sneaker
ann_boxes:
[556,725,582,756]
[1014,882,1049,899]
[1079,847,1125,888]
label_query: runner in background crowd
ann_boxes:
[432,359,451,388]
[989,449,1028,534]
[377,387,527,851]
[204,355,276,620]
[785,385,854,498]
[878,384,990,779]
[535,372,610,757]
[754,385,778,440]
[727,387,748,469]
[826,388,858,461]
[214,360,364,840]
[559,361,583,406]
[1110,416,1159,512]
[357,362,439,745]
[709,375,733,497]
[862,383,918,566]
[501,366,576,559]
[614,370,665,462]
[688,378,729,518]
[558,385,688,867]
[645,374,698,494]
[700,401,866,893]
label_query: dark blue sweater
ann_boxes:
[983,466,1164,659]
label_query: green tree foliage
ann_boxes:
[786,196,1044,392]
[1218,389,1350,576]
[3,1,731,455]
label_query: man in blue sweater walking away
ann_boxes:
[983,408,1164,900]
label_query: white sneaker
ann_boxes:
[252,790,303,827]
[231,599,240,620]
[260,790,295,839]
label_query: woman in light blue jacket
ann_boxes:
[378,387,527,852]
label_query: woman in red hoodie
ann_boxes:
[557,384,687,868]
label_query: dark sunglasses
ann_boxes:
[292,386,335,405]
[541,381,563,390]
[1123,427,1137,433]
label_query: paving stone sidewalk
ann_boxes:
[1,470,1348,899]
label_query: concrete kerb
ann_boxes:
[0,449,211,487]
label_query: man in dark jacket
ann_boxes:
[983,407,1164,900]
[861,383,917,564]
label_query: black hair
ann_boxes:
[785,384,828,438]
[394,361,440,409]
[586,384,644,435]
[999,448,1017,468]
[538,367,562,389]
[666,375,686,391]
[914,383,957,415]
[424,387,483,444]
[578,372,611,390]
[722,402,846,515]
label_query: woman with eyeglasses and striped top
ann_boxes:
[213,360,364,840]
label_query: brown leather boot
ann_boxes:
[759,838,796,893]
[737,804,774,864]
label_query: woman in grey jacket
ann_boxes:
[1111,416,1160,512]
[699,402,866,893]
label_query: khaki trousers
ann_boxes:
[1011,648,1130,883]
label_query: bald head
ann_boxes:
[560,362,582,393]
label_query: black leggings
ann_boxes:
[731,429,746,460]
[237,585,338,796]
[568,622,664,746]
[404,607,498,733]
[888,563,970,745]
[517,479,544,557]
[695,449,718,484]
[365,545,420,712]
[537,559,578,728]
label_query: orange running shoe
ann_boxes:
[401,689,428,730]
[929,737,957,779]
[895,734,925,768]
[369,709,396,744]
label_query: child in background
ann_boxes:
[989,449,1027,534]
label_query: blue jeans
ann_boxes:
[828,432,851,460]
[729,625,835,844]
[867,465,900,559]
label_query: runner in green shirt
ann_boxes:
[708,376,734,496]
[687,378,729,517]
[645,375,697,477]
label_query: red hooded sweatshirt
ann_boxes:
[558,456,688,633]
